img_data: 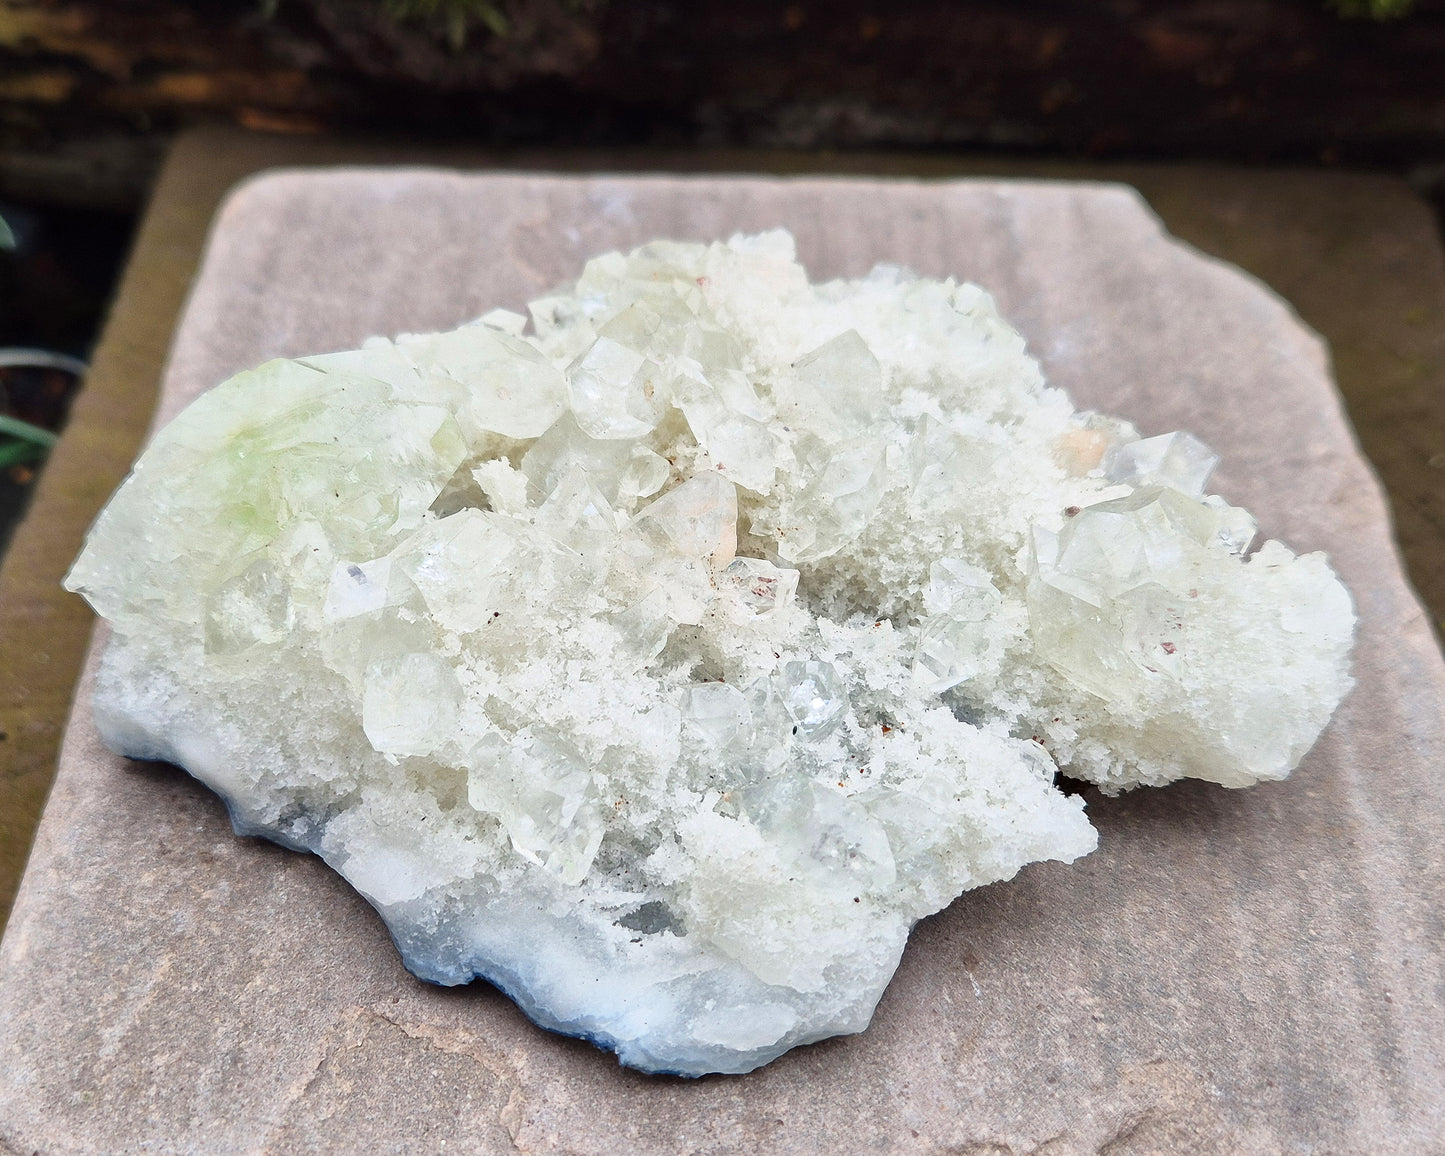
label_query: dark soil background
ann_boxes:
[3,0,1445,206]
[1,0,1444,549]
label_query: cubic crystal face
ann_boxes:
[64,229,1355,1076]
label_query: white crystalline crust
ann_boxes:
[65,229,1354,1076]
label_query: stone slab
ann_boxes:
[2,167,1444,1154]
[6,129,1445,937]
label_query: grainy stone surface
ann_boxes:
[7,130,1445,936]
[2,169,1443,1154]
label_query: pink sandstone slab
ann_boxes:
[2,172,1443,1155]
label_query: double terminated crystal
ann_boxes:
[65,230,1354,1075]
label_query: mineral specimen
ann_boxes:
[64,229,1354,1076]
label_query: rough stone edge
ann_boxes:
[2,155,1443,1156]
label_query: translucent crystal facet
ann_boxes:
[721,557,800,617]
[413,326,568,439]
[1104,430,1219,497]
[520,412,670,508]
[566,336,665,439]
[778,659,849,740]
[204,559,292,654]
[64,227,1352,1078]
[679,387,777,494]
[634,471,738,563]
[362,652,463,758]
[923,558,1001,619]
[681,682,751,748]
[913,615,994,693]
[787,329,884,437]
[466,733,604,886]
[775,437,888,563]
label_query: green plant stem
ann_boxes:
[0,414,58,449]
[0,439,47,468]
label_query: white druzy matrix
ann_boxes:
[65,230,1354,1075]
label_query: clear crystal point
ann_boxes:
[535,464,618,549]
[634,472,738,563]
[402,326,567,440]
[204,559,292,654]
[466,732,604,886]
[791,329,884,433]
[747,778,896,890]
[521,412,668,510]
[1104,430,1219,497]
[923,558,999,618]
[566,336,666,439]
[362,652,463,758]
[775,438,887,563]
[913,615,993,693]
[323,556,400,621]
[778,659,848,740]
[681,682,752,749]
[679,388,777,494]
[721,557,799,617]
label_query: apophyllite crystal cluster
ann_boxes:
[65,229,1354,1075]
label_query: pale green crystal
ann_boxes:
[363,652,463,758]
[204,559,292,655]
[407,326,568,439]
[63,226,1354,1075]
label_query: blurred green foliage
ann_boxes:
[1331,0,1414,16]
[381,0,510,48]
[0,415,55,468]
[258,1,602,49]
[255,0,1415,49]
[364,0,1416,36]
